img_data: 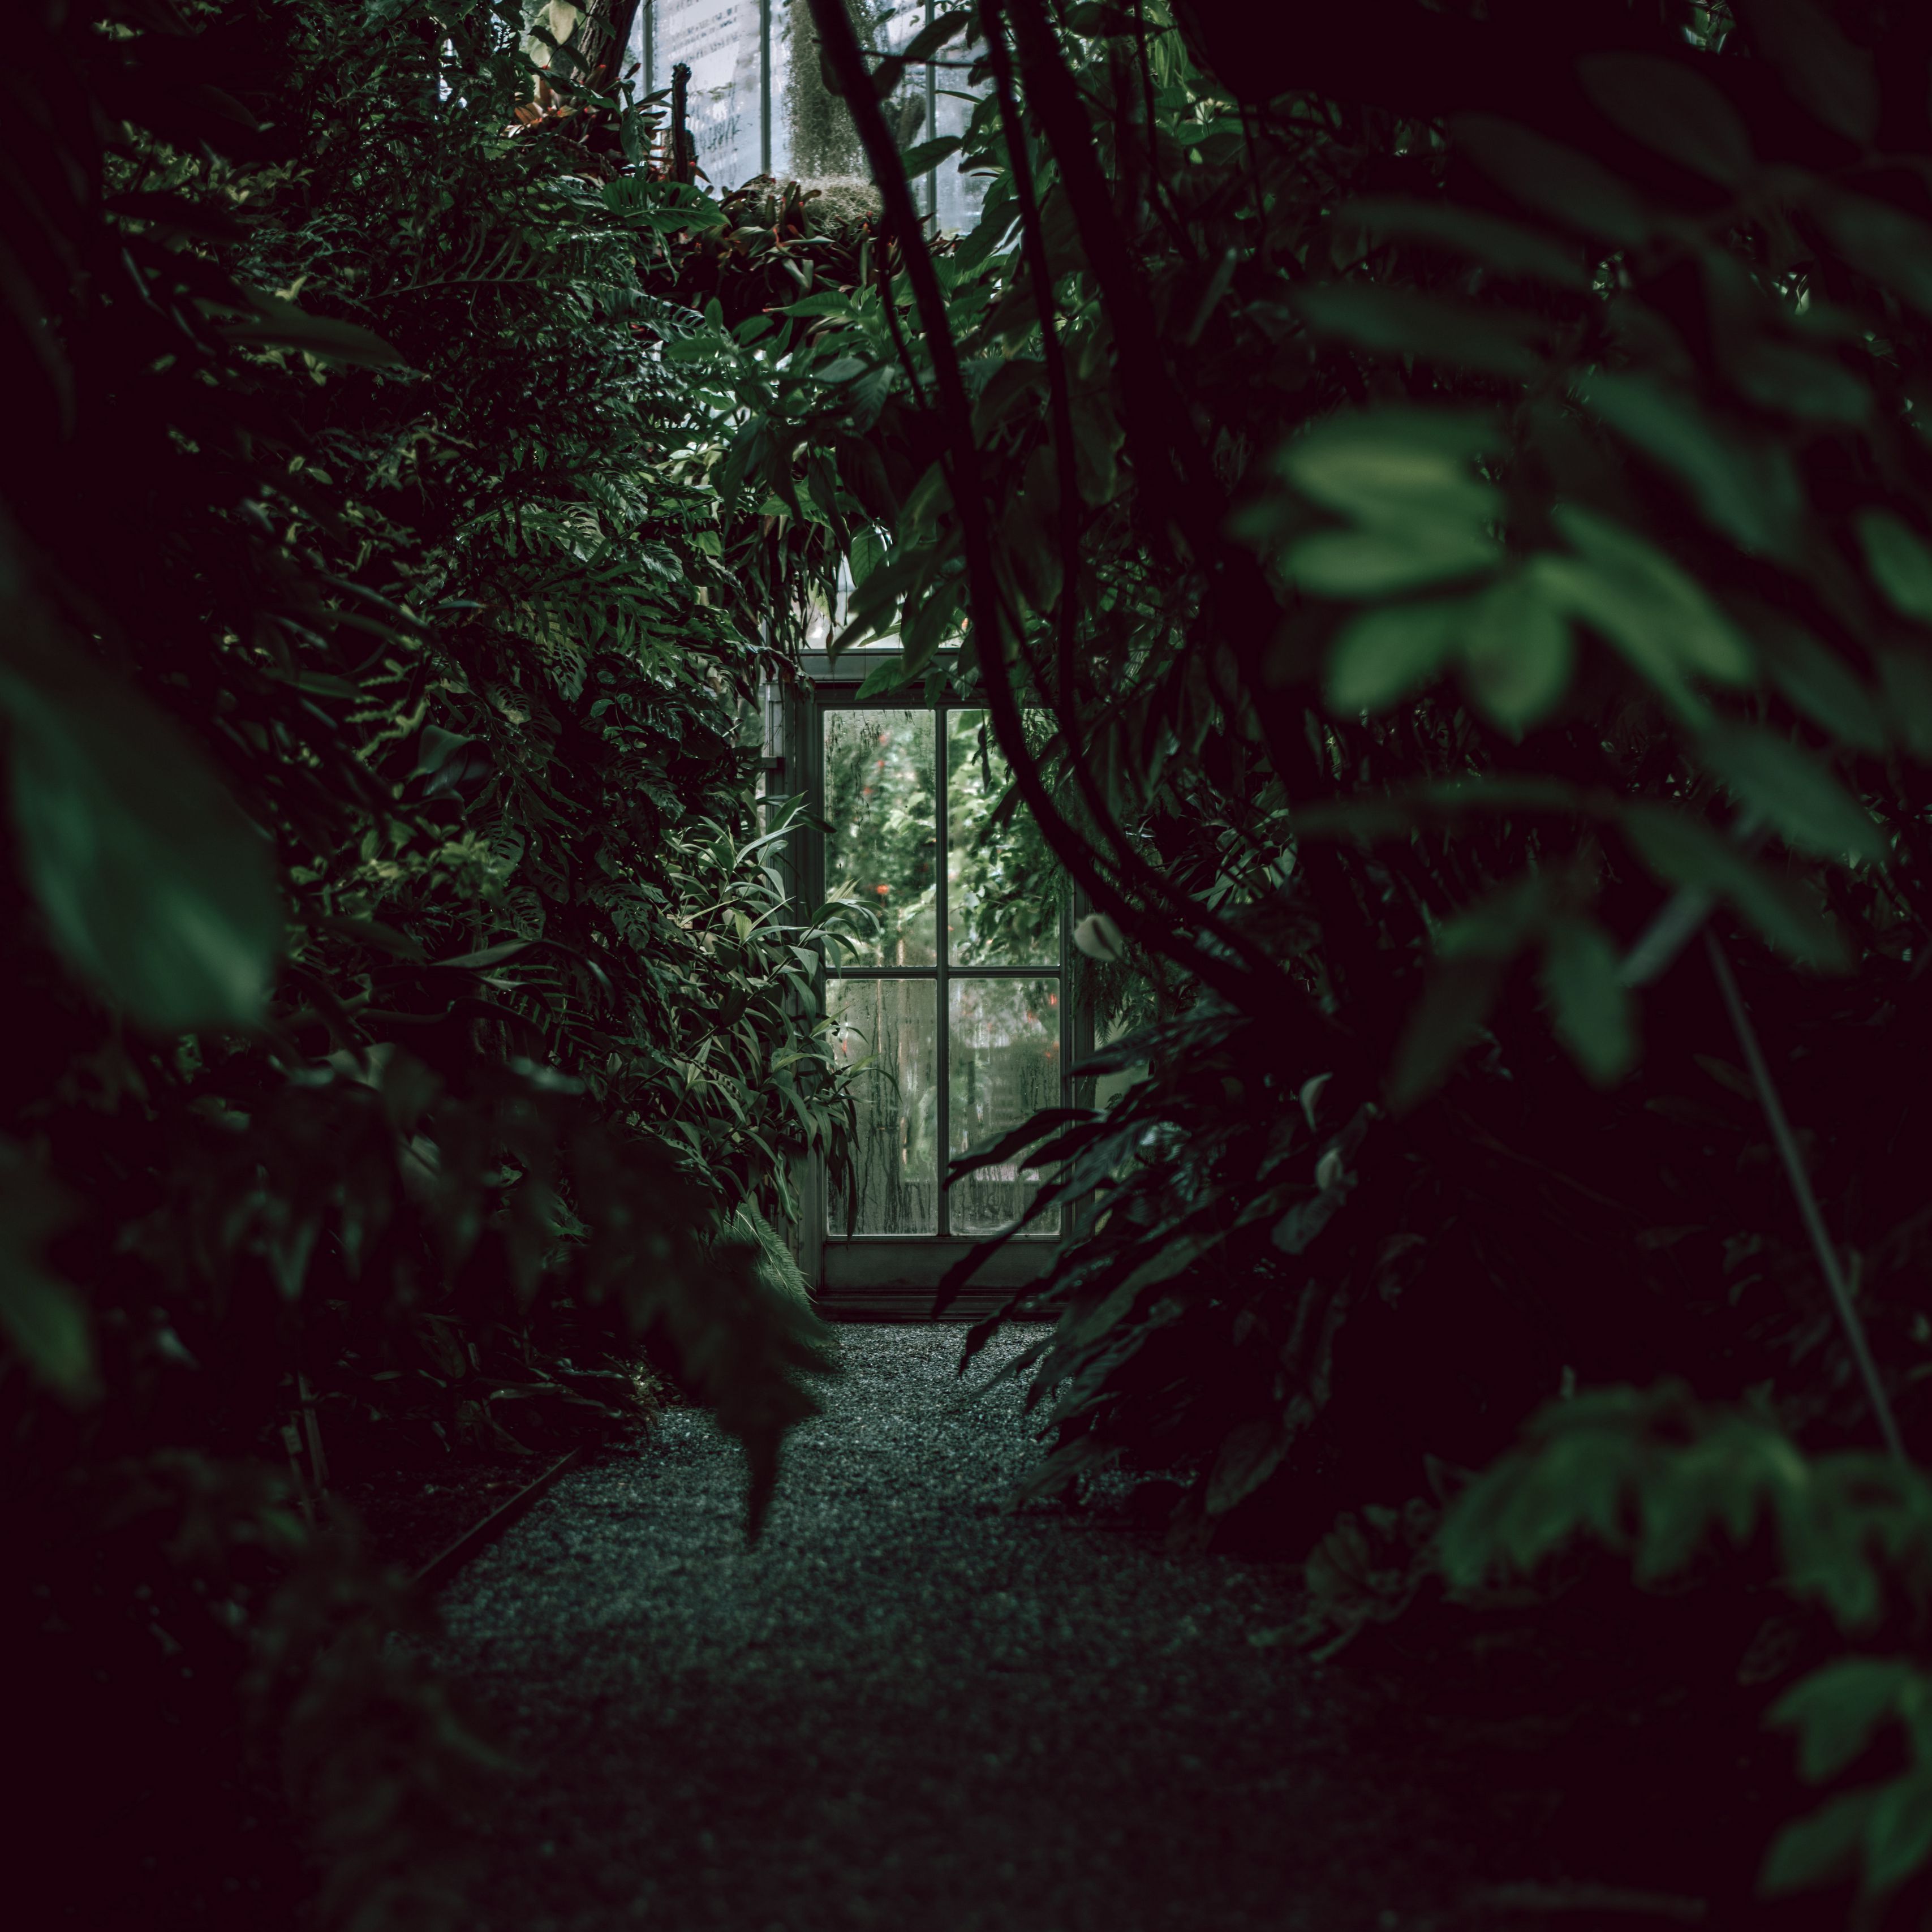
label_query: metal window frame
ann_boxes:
[632,1,956,218]
[786,651,1087,1312]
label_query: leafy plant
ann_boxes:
[1439,1383,1932,1904]
[4,1,859,1921]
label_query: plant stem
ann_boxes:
[1703,930,1904,1463]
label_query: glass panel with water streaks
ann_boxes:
[948,976,1061,1237]
[828,978,939,1236]
[945,709,1060,967]
[823,708,937,967]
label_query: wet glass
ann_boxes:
[823,709,937,966]
[827,977,939,1235]
[948,976,1062,1237]
[945,709,1060,967]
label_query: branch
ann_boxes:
[803,0,1280,1015]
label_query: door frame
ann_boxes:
[778,649,1090,1316]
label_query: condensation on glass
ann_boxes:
[827,976,938,1234]
[824,704,1062,1240]
[629,1,989,231]
[948,976,1060,1235]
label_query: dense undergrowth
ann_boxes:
[18,0,1932,1924]
[3,2,857,1923]
[705,0,1932,1919]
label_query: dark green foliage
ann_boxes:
[3,1,846,1922]
[726,0,1932,1908]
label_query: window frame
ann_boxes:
[784,651,1092,1312]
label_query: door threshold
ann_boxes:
[812,1292,1052,1323]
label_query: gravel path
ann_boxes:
[434,1324,1478,1932]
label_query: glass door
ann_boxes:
[808,682,1070,1300]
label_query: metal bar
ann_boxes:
[828,963,1058,980]
[1703,932,1904,1462]
[935,703,951,1236]
[759,0,772,176]
[643,0,652,94]
[412,1447,586,1596]
[924,0,938,221]
[670,59,690,181]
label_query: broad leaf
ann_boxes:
[1541,916,1634,1085]
[1327,599,1471,711]
[1578,53,1755,186]
[1731,339,1869,425]
[1289,527,1499,599]
[1452,114,1651,246]
[898,135,963,178]
[1735,0,1877,145]
[0,1154,91,1405]
[1878,649,1932,760]
[1857,509,1932,622]
[1754,618,1888,754]
[1813,192,1932,318]
[0,666,279,1029]
[1761,1792,1880,1896]
[1294,283,1543,380]
[1459,570,1573,732]
[1336,198,1587,289]
[1770,1659,1916,1783]
[1274,407,1501,519]
[1866,1770,1932,1894]
[1623,804,1848,969]
[1574,371,1801,556]
[1698,723,1888,865]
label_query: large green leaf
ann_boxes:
[1541,916,1634,1085]
[1274,407,1501,520]
[1813,192,1932,317]
[1451,115,1651,245]
[1761,1791,1879,1896]
[1770,1659,1917,1783]
[1294,284,1543,380]
[1878,649,1932,760]
[1697,722,1888,866]
[1735,0,1877,145]
[1289,526,1499,599]
[1623,804,1848,969]
[1574,371,1801,556]
[1335,198,1587,289]
[1459,570,1574,733]
[0,1154,91,1404]
[1856,510,1932,622]
[0,666,279,1029]
[1866,1769,1932,1894]
[1577,53,1754,186]
[1530,510,1752,721]
[1326,598,1472,711]
[1755,619,1888,754]
[1730,339,1869,425]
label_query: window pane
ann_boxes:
[948,976,1061,1237]
[823,708,936,966]
[946,709,1060,967]
[828,978,939,1235]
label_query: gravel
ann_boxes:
[432,1323,1482,1932]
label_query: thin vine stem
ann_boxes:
[1703,930,1905,1464]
